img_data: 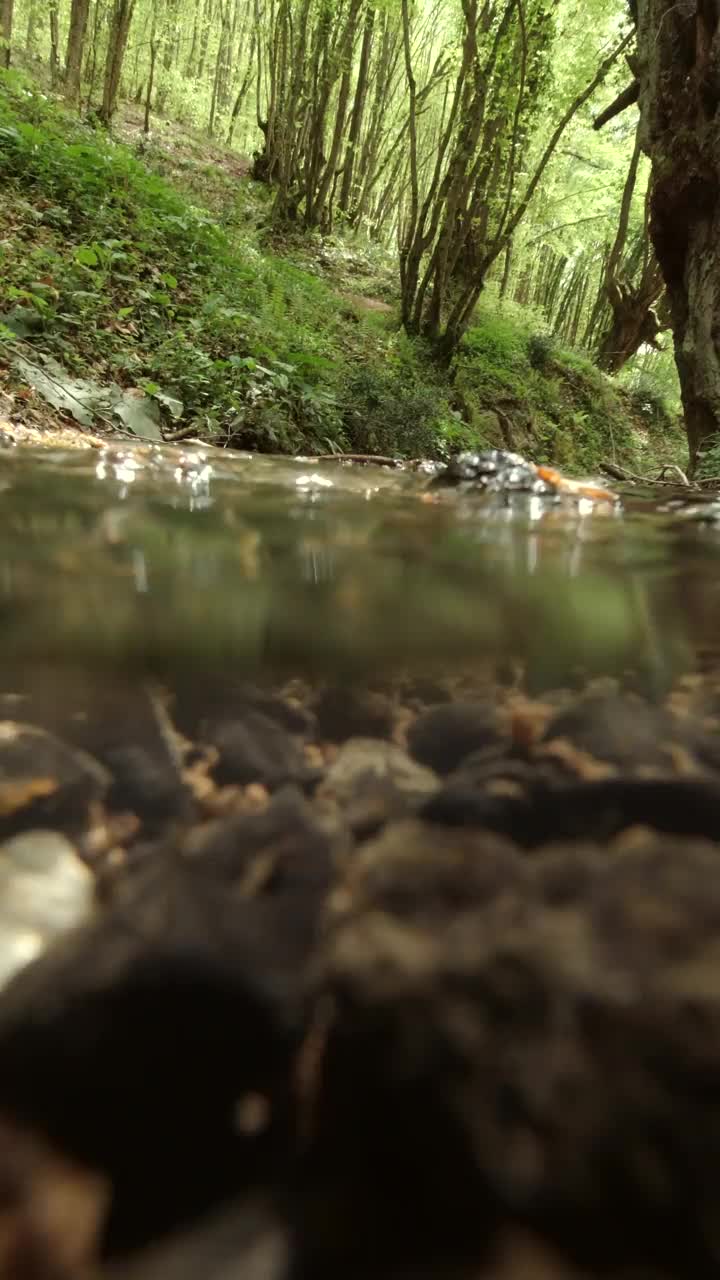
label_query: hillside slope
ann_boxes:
[0,71,685,472]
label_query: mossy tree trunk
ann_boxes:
[635,0,720,472]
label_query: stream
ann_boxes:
[2,443,720,1278]
[0,440,718,686]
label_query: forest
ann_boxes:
[0,0,715,474]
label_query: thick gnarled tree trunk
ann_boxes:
[635,0,720,472]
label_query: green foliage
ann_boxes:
[452,302,685,472]
[0,71,348,450]
[0,67,683,473]
[337,333,454,457]
[695,436,720,484]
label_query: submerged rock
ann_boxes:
[0,830,94,989]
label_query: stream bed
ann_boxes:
[1,443,720,1279]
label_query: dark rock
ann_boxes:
[108,1200,288,1280]
[203,711,308,790]
[320,739,439,840]
[0,790,337,1256]
[540,695,677,772]
[423,776,720,847]
[104,746,193,835]
[0,722,108,842]
[313,685,394,743]
[407,702,504,775]
[174,682,315,741]
[0,1116,108,1280]
[294,829,720,1277]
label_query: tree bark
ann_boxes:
[49,0,60,84]
[338,3,375,216]
[99,0,136,124]
[635,0,720,473]
[65,0,91,103]
[0,0,13,69]
[144,19,159,133]
[25,0,39,55]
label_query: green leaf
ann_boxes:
[112,389,163,441]
[142,380,162,396]
[117,306,134,318]
[75,246,99,267]
[154,390,184,419]
[160,272,178,289]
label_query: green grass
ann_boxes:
[0,69,686,469]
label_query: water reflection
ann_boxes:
[0,443,717,689]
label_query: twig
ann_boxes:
[309,452,404,466]
[162,424,201,442]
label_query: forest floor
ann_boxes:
[0,68,687,473]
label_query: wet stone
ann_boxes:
[0,859,302,1255]
[422,775,720,848]
[313,685,394,743]
[293,830,720,1278]
[0,723,108,842]
[0,830,94,990]
[407,702,504,775]
[0,1117,108,1280]
[321,739,439,840]
[104,746,193,836]
[433,449,555,495]
[539,695,681,773]
[202,711,310,791]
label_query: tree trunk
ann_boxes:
[144,24,159,133]
[0,0,13,69]
[84,0,102,105]
[99,0,136,124]
[226,29,255,145]
[49,0,60,83]
[338,3,375,217]
[65,0,91,103]
[25,0,39,55]
[635,0,720,472]
[596,297,663,373]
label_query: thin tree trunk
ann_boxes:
[65,0,91,103]
[338,3,375,216]
[99,0,136,124]
[49,0,60,83]
[144,17,159,133]
[85,0,102,106]
[25,0,39,55]
[499,239,513,300]
[207,0,230,137]
[0,0,13,69]
[226,29,255,145]
[196,0,214,80]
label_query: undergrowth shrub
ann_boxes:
[339,342,450,457]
